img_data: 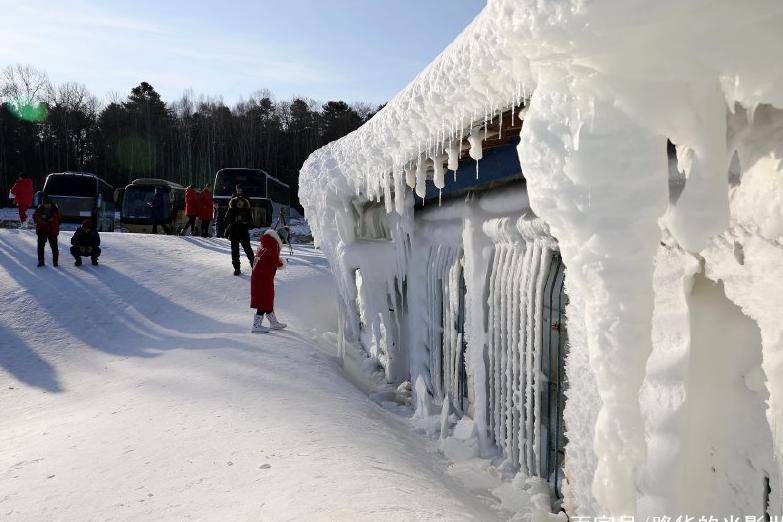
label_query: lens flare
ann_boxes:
[5,101,48,123]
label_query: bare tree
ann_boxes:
[0,64,51,110]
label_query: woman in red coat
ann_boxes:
[199,184,214,237]
[33,195,61,267]
[10,173,34,226]
[180,185,201,235]
[250,229,286,333]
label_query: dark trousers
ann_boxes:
[37,234,58,263]
[231,235,254,270]
[181,215,197,235]
[200,219,211,237]
[152,219,171,235]
[71,245,101,262]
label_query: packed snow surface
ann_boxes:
[0,230,507,520]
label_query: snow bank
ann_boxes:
[300,0,783,517]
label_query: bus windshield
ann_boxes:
[123,186,170,219]
[214,170,266,198]
[44,175,97,197]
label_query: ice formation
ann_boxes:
[300,0,783,517]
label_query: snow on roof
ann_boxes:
[300,0,783,233]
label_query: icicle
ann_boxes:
[438,190,442,207]
[499,110,503,140]
[510,244,526,467]
[468,126,483,162]
[500,245,515,456]
[476,161,479,180]
[383,173,394,215]
[392,167,405,216]
[517,244,533,473]
[446,139,460,172]
[415,156,426,199]
[526,242,543,475]
[747,102,759,125]
[494,246,509,446]
[405,162,416,189]
[432,153,447,190]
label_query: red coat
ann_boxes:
[184,188,201,217]
[251,232,284,311]
[10,178,34,208]
[199,190,213,221]
[33,204,60,236]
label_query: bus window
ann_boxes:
[44,175,97,197]
[214,170,266,198]
[267,179,290,207]
[123,186,172,220]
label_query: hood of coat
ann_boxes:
[263,228,283,248]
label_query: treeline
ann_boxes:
[0,64,381,210]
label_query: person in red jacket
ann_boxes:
[10,173,34,226]
[179,185,201,236]
[250,229,286,333]
[199,184,213,237]
[33,195,61,267]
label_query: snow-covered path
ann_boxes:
[0,230,500,521]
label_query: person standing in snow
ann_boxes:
[179,184,201,236]
[223,185,255,275]
[70,219,101,266]
[147,186,172,235]
[9,173,34,227]
[199,184,213,237]
[250,229,287,333]
[33,195,60,267]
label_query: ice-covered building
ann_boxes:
[300,1,783,517]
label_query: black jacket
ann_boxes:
[71,226,101,248]
[223,196,253,239]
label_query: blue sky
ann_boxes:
[0,0,485,106]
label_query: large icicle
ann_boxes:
[519,81,669,515]
[518,244,534,474]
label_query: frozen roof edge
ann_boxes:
[299,0,783,220]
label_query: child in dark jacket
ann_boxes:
[70,220,101,266]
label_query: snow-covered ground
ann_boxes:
[0,230,506,520]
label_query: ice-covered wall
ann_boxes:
[299,0,783,516]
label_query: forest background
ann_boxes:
[0,64,383,210]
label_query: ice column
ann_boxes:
[519,81,669,515]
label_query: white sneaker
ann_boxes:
[267,312,287,330]
[251,315,270,333]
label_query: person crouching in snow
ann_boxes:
[70,219,101,266]
[250,229,287,333]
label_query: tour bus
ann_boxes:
[213,168,291,237]
[38,172,115,231]
[115,178,186,234]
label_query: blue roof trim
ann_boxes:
[421,136,523,204]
